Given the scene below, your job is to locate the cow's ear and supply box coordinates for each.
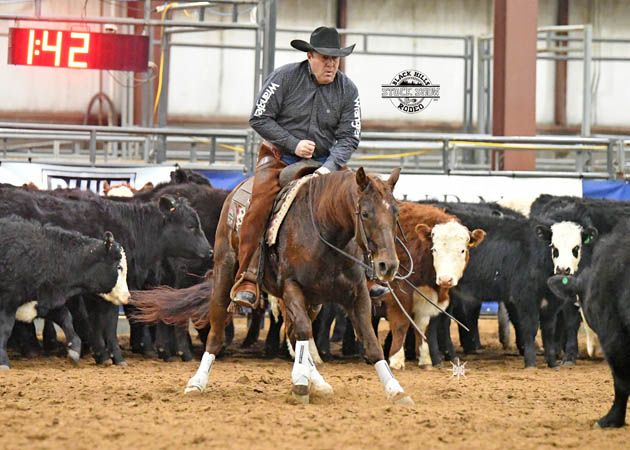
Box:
[582,226,598,245]
[469,228,486,248]
[159,195,177,214]
[356,167,370,192]
[103,231,115,251]
[535,224,552,243]
[415,223,432,242]
[387,167,401,190]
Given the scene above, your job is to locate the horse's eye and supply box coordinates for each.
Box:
[117,265,123,271]
[361,210,369,219]
[461,249,465,254]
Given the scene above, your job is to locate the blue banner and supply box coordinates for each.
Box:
[582,179,630,201]
[194,170,247,191]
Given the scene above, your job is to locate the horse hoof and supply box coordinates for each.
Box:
[310,382,334,398]
[0,365,9,371]
[418,364,432,370]
[392,393,415,407]
[68,349,81,366]
[184,385,203,395]
[115,360,128,367]
[288,384,309,405]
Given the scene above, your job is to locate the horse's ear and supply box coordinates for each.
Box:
[387,168,401,189]
[356,167,370,191]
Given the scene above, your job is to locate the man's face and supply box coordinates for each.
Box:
[307,51,340,85]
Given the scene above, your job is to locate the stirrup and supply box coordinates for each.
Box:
[229,274,261,310]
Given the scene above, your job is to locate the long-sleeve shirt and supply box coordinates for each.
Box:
[249,60,361,172]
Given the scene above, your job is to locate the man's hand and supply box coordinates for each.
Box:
[295,140,315,159]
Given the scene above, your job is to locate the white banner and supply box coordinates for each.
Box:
[393,174,583,214]
[0,162,175,193]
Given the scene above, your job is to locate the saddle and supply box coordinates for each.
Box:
[226,160,321,237]
[278,160,321,187]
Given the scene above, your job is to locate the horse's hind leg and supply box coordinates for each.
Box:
[184,256,235,394]
[284,281,333,404]
[346,286,413,406]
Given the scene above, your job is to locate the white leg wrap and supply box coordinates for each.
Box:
[184,352,215,394]
[291,340,311,387]
[375,360,404,399]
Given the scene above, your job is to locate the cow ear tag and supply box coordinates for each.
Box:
[562,277,569,285]
[583,236,592,245]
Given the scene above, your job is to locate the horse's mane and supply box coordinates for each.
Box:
[308,169,391,230]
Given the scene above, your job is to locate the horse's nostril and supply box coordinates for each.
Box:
[378,261,387,273]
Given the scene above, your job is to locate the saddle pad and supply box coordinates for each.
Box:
[266,174,313,246]
[227,177,254,233]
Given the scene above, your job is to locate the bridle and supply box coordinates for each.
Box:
[306,174,470,338]
[307,175,379,279]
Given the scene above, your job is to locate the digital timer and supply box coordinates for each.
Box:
[8,27,149,71]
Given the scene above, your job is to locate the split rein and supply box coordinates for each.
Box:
[306,176,470,340]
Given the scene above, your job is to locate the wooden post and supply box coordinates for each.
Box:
[492,0,538,170]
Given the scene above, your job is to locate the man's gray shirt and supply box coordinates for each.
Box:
[249,60,361,172]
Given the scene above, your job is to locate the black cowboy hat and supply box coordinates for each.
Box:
[290,26,355,57]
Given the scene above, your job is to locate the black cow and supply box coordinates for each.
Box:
[0,187,211,364]
[548,222,630,427]
[0,217,127,369]
[128,180,229,361]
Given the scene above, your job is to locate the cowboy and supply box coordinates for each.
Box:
[231,26,385,308]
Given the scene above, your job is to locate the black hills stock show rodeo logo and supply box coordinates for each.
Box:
[382,69,440,114]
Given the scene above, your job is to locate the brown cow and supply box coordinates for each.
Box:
[384,202,485,369]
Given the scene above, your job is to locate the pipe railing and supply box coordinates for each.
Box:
[0,123,627,178]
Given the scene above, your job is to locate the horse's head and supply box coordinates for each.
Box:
[355,167,401,282]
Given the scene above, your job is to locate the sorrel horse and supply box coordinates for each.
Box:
[185,167,412,404]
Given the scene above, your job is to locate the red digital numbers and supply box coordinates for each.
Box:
[8,28,149,71]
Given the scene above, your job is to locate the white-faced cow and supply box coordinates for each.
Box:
[383,202,485,370]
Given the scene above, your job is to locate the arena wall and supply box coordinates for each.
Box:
[0,0,629,130]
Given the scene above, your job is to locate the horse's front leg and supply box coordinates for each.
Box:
[283,281,333,404]
[347,285,414,406]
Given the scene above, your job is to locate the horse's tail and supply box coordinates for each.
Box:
[130,280,213,328]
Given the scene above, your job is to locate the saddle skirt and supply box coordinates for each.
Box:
[226,174,313,246]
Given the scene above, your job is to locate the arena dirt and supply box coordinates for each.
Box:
[0,317,625,450]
